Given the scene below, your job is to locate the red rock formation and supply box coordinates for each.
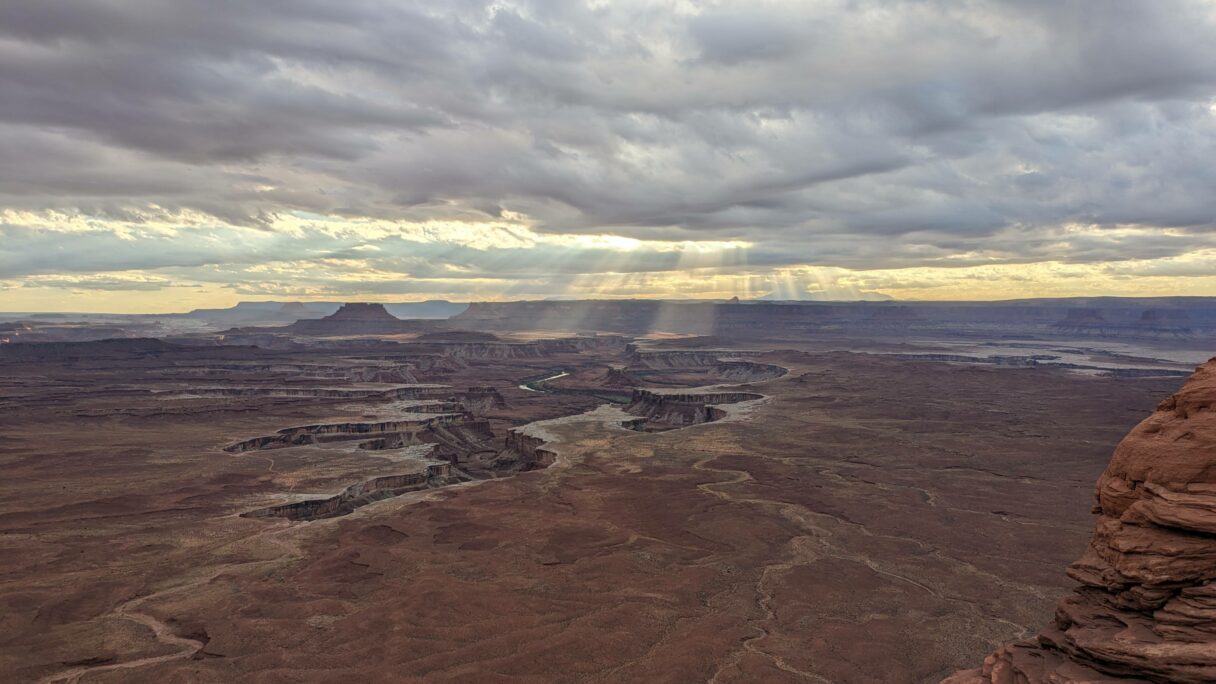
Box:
[497,429,557,470]
[243,463,453,521]
[601,366,641,387]
[945,359,1216,684]
[625,389,763,429]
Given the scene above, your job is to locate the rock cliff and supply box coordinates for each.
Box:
[243,463,453,521]
[284,302,442,335]
[625,389,763,430]
[451,299,1216,339]
[495,430,557,471]
[944,359,1216,684]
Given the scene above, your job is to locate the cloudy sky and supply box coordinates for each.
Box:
[2,0,1216,312]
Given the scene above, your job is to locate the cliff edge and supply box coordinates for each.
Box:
[945,358,1216,683]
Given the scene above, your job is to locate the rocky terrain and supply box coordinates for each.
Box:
[1,318,1195,682]
[945,359,1216,684]
[624,388,764,430]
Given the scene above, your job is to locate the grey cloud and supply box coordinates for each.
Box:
[0,0,1215,298]
[688,11,802,65]
[22,276,172,291]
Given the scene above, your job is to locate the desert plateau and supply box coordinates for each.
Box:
[5,2,1216,681]
[2,300,1213,683]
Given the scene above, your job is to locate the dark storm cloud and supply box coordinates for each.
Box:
[1,0,1215,294]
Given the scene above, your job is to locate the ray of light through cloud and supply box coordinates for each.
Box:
[1,0,1215,311]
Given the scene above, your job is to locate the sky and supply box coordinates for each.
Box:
[2,0,1216,312]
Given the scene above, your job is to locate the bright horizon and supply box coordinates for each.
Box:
[3,2,1216,312]
[6,288,1216,317]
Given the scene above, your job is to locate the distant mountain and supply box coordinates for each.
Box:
[174,300,468,326]
[180,301,331,321]
[451,297,1216,339]
[280,303,446,336]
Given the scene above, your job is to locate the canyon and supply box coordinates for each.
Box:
[0,301,1211,682]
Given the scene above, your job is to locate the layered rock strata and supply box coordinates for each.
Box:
[625,389,762,429]
[945,359,1216,684]
[242,463,454,521]
[625,348,760,369]
[495,430,558,471]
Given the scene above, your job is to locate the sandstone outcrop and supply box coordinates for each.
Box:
[494,430,558,471]
[626,349,758,369]
[945,359,1216,684]
[710,360,788,382]
[620,348,786,383]
[625,389,763,430]
[223,414,490,453]
[243,463,454,521]
[601,366,642,387]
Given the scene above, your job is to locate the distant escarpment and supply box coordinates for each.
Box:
[945,359,1216,684]
[0,337,181,360]
[450,298,1216,339]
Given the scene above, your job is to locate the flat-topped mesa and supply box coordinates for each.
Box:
[945,358,1216,684]
[243,462,454,521]
[276,301,312,316]
[625,389,763,430]
[326,302,398,321]
[224,413,480,453]
[422,335,628,361]
[284,302,444,335]
[626,349,762,370]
